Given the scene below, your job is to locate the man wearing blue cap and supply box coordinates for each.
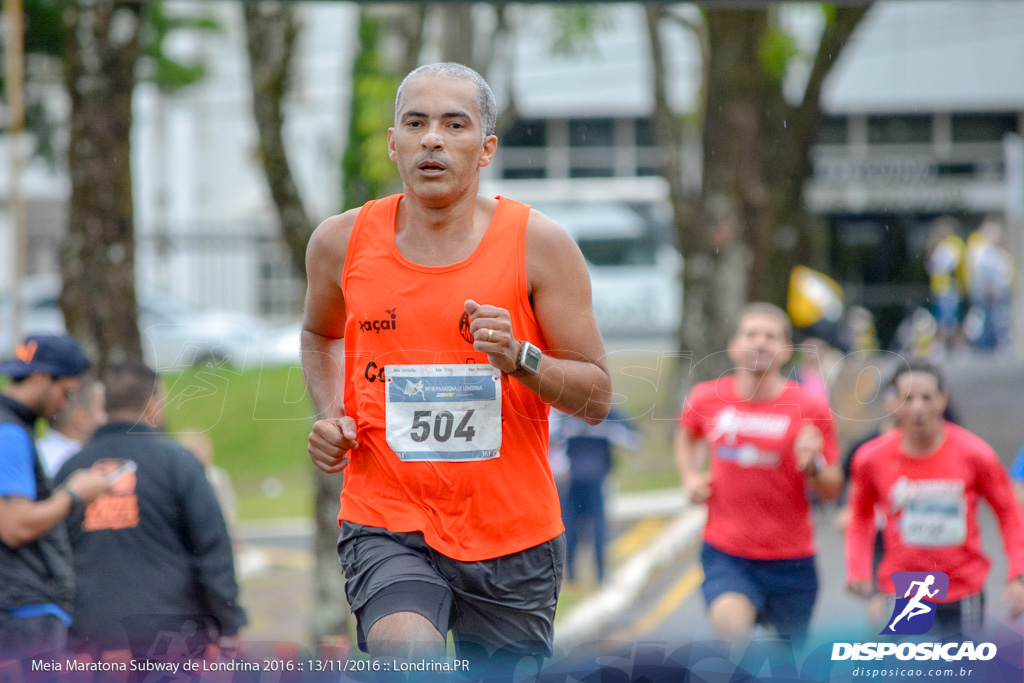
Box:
[0,334,112,660]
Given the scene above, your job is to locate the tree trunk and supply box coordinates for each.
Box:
[243,1,348,647]
[701,10,764,347]
[438,3,476,67]
[764,6,870,303]
[60,0,143,373]
[243,1,313,279]
[647,5,868,384]
[311,469,347,644]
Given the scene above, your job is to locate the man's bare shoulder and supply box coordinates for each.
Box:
[524,206,579,254]
[309,207,361,256]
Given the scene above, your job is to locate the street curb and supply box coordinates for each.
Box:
[554,506,706,650]
[610,489,687,521]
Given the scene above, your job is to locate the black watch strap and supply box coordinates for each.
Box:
[63,487,83,515]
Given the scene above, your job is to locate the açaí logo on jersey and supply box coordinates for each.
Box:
[359,308,397,334]
[882,571,948,635]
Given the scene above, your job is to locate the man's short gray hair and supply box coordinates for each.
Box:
[395,62,497,138]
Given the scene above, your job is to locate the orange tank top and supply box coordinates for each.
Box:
[339,194,563,561]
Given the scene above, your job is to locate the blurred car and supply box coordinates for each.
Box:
[0,275,282,371]
[531,201,683,338]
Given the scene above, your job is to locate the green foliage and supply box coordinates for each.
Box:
[22,0,64,57]
[141,3,222,94]
[759,25,800,83]
[341,12,399,211]
[821,4,838,25]
[549,5,612,57]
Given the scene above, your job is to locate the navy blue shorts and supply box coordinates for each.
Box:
[700,542,819,637]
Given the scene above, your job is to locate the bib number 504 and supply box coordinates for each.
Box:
[411,410,477,443]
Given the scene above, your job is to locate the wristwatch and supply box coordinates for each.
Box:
[515,341,543,376]
[63,487,84,516]
[804,453,827,477]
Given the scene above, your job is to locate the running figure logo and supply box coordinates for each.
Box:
[881,571,949,635]
[402,379,427,400]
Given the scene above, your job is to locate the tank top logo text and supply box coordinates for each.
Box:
[360,308,398,334]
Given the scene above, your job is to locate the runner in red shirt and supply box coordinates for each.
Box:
[677,303,842,646]
[846,359,1024,634]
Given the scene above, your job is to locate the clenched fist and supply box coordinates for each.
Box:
[308,416,359,474]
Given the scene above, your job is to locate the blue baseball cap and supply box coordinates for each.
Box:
[0,334,91,379]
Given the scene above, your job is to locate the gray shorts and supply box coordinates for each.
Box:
[337,521,565,660]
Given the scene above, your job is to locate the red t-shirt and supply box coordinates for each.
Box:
[846,424,1024,601]
[678,375,839,560]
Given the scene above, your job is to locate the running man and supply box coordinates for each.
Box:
[888,574,939,631]
[846,359,1024,635]
[676,303,842,646]
[302,63,611,670]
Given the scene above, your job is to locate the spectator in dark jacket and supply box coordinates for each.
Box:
[55,361,246,658]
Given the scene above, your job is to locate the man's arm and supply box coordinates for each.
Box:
[845,454,879,597]
[466,210,611,424]
[975,447,1024,618]
[675,428,711,505]
[1,427,110,547]
[794,424,843,501]
[302,211,360,474]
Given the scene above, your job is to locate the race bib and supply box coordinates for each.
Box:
[900,498,967,547]
[385,364,502,462]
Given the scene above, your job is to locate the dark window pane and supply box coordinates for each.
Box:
[503,119,547,148]
[570,118,615,147]
[950,113,1017,143]
[569,166,615,178]
[502,167,547,180]
[578,237,657,266]
[868,115,932,144]
[817,116,848,145]
[636,118,656,146]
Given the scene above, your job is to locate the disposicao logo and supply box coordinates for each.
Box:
[882,571,948,635]
[831,570,998,663]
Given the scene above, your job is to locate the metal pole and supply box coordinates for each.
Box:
[4,0,27,344]
[1004,133,1024,354]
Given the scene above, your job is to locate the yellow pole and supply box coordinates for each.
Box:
[3,0,27,343]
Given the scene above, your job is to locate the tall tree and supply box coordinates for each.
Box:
[242,1,353,646]
[24,2,215,371]
[60,0,144,372]
[645,4,868,382]
[244,2,312,279]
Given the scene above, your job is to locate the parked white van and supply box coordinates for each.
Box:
[530,200,683,338]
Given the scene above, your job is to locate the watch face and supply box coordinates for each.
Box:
[521,342,542,374]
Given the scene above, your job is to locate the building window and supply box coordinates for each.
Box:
[503,119,547,148]
[259,243,303,318]
[817,116,848,145]
[569,118,615,147]
[502,167,547,180]
[636,118,656,147]
[950,113,1018,143]
[867,114,932,145]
